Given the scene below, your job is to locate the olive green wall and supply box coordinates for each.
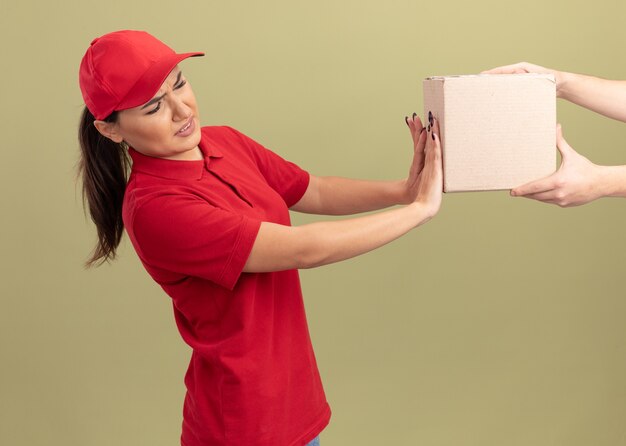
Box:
[2,1,626,445]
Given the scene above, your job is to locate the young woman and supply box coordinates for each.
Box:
[484,61,626,207]
[78,30,443,446]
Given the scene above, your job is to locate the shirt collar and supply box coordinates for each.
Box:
[128,135,223,180]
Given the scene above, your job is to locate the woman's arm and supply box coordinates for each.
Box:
[290,176,408,215]
[244,115,443,272]
[483,62,626,122]
[291,113,429,215]
[246,202,433,271]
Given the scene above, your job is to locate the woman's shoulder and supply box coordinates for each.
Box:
[200,125,246,141]
[199,125,264,159]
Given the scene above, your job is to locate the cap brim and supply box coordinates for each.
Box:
[117,51,204,111]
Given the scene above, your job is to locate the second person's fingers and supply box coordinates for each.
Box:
[521,191,562,205]
[555,124,575,159]
[511,177,556,196]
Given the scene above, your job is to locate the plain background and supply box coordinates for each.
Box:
[2,1,626,445]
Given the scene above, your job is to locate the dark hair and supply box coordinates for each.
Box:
[77,107,131,267]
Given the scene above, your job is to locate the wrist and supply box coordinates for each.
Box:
[398,179,413,205]
[556,70,573,99]
[407,201,435,227]
[599,165,626,198]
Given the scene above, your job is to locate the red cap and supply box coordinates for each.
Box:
[79,30,204,120]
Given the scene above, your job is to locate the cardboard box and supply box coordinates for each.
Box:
[423,74,556,192]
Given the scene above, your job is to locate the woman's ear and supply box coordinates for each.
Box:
[93,120,124,143]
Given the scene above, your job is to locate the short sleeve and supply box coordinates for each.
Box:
[225,127,310,207]
[130,194,262,290]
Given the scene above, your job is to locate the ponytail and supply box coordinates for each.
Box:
[77,107,131,267]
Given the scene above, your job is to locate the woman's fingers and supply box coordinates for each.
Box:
[405,113,424,145]
[410,128,427,180]
[422,117,443,185]
[431,113,440,141]
[420,121,444,214]
[406,114,427,176]
[425,114,441,157]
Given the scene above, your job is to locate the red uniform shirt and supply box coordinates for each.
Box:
[122,126,331,446]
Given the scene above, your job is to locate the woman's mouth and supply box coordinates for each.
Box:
[176,117,195,136]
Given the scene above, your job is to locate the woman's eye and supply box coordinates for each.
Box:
[174,80,187,90]
[146,102,162,115]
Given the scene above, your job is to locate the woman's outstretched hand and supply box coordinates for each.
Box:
[511,124,604,207]
[243,113,444,273]
[404,112,443,218]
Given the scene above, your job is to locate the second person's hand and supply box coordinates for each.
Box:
[510,124,604,207]
[482,61,566,97]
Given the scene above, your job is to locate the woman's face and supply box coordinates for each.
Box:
[97,66,202,160]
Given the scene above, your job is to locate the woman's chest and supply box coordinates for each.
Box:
[193,162,291,225]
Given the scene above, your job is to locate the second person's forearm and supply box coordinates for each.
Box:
[559,72,626,122]
[600,165,626,198]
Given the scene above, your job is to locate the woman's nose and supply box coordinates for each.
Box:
[170,95,192,121]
